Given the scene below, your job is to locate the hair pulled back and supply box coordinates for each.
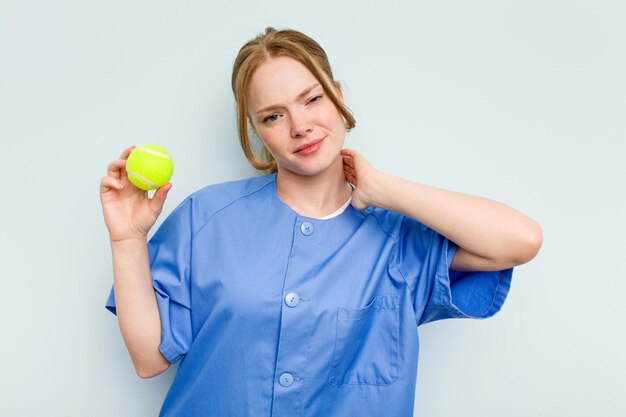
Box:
[232,27,356,174]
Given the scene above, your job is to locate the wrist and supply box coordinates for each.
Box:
[365,170,393,209]
[110,236,148,251]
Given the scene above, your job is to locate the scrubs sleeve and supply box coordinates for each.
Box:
[395,216,513,327]
[105,197,194,365]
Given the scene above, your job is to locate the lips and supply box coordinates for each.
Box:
[294,137,325,153]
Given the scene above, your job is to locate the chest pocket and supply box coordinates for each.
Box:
[328,295,400,387]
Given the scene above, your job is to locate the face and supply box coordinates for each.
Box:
[247,56,347,177]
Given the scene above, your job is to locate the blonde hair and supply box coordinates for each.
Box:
[231,27,357,174]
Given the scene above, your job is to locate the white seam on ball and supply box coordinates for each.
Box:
[136,146,171,159]
[127,171,158,189]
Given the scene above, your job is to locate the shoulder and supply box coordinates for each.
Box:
[361,206,406,240]
[189,173,274,211]
[364,206,434,244]
[189,173,274,203]
[168,173,275,231]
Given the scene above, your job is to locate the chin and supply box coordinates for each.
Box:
[280,157,336,177]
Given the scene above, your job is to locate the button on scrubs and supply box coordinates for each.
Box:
[105,173,513,417]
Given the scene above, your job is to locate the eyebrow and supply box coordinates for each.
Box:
[255,83,322,114]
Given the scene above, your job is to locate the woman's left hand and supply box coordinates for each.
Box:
[341,148,380,211]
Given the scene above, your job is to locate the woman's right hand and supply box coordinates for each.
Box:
[99,146,172,243]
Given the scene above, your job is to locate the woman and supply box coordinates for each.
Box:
[101,27,542,417]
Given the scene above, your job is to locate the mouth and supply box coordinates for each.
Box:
[294,137,325,153]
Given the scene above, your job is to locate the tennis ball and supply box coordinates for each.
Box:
[125,144,174,190]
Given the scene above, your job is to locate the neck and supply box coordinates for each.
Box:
[275,157,353,218]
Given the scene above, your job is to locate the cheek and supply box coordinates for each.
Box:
[255,128,282,152]
[326,110,347,135]
[321,104,345,128]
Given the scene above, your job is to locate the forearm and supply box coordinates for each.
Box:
[368,171,542,264]
[111,237,169,377]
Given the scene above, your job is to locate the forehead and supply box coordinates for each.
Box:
[248,56,320,110]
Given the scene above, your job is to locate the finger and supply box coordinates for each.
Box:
[120,145,136,159]
[150,183,172,211]
[341,155,354,167]
[344,174,356,186]
[107,158,128,181]
[119,146,136,180]
[342,156,354,168]
[155,183,174,202]
[107,145,136,180]
[107,157,125,171]
[342,160,355,174]
[100,176,124,194]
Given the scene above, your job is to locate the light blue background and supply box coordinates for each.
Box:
[1,0,624,416]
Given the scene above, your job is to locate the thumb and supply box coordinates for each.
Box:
[150,183,172,211]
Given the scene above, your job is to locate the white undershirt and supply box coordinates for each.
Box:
[315,183,355,220]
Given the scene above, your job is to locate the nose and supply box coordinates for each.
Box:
[290,109,313,138]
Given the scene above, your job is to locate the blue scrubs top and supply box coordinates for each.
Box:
[105,172,513,417]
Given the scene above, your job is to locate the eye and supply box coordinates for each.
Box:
[263,114,279,124]
[308,94,323,104]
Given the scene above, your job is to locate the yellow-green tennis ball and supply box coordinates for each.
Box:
[125,144,174,191]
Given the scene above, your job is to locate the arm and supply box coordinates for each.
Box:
[371,172,542,270]
[341,149,543,271]
[110,237,171,378]
[101,146,174,378]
